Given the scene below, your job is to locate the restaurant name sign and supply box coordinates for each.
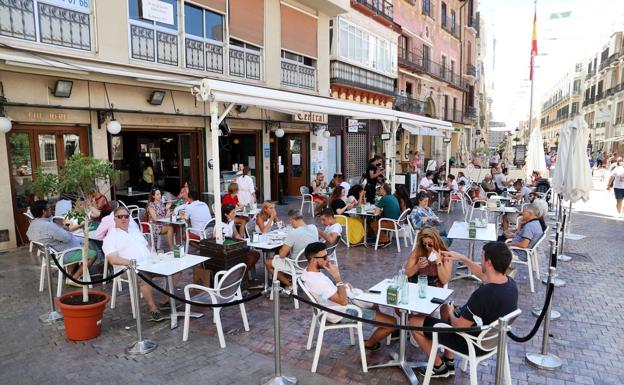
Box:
[292,112,327,124]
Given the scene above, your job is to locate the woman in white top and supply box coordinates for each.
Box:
[236,166,256,207]
[255,201,277,233]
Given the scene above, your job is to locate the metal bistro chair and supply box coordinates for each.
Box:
[422,309,522,385]
[374,209,413,252]
[182,263,249,348]
[299,186,315,216]
[506,226,549,293]
[297,277,368,373]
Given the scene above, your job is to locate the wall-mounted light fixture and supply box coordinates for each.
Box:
[235,104,248,113]
[52,80,73,98]
[0,82,11,133]
[147,90,166,105]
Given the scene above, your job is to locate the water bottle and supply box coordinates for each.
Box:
[399,268,409,305]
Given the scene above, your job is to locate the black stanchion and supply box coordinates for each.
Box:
[494,316,510,385]
[39,245,63,324]
[126,259,157,355]
[261,280,297,385]
[543,215,566,287]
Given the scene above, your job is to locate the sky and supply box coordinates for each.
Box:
[479,0,624,130]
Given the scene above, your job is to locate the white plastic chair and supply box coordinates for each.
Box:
[506,226,549,293]
[185,218,215,251]
[299,186,315,216]
[297,277,368,373]
[272,249,307,309]
[24,211,35,252]
[422,309,522,385]
[326,242,339,267]
[110,266,137,319]
[182,263,249,348]
[374,209,413,252]
[34,243,88,297]
[334,215,350,247]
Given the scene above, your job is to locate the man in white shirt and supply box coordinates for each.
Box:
[511,179,533,203]
[93,210,140,241]
[300,242,396,351]
[419,171,435,191]
[317,209,342,246]
[607,158,624,217]
[102,206,166,322]
[266,210,318,287]
[184,190,212,234]
[494,167,510,193]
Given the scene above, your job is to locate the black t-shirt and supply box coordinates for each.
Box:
[458,278,518,331]
[367,163,378,185]
[330,199,346,214]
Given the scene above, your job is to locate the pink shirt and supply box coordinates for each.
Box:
[94,212,139,241]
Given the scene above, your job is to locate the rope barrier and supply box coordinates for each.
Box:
[289,292,489,334]
[49,251,127,285]
[137,271,263,308]
[507,282,554,342]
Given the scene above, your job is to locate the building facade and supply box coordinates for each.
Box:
[581,31,624,155]
[0,0,349,249]
[538,64,583,152]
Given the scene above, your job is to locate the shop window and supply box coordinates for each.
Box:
[184,3,224,73]
[337,18,397,77]
[128,0,178,66]
[0,0,91,51]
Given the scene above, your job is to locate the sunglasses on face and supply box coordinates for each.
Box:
[313,254,328,260]
[115,214,130,219]
[422,242,434,248]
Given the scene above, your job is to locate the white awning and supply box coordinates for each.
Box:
[402,123,446,137]
[192,79,452,129]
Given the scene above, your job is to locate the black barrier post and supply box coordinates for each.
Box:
[544,216,566,287]
[125,259,157,355]
[494,316,510,385]
[261,279,297,385]
[525,265,563,370]
[39,245,63,324]
[533,238,561,320]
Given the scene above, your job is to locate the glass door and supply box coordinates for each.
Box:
[285,134,308,196]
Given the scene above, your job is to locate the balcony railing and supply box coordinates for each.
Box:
[230,46,262,81]
[442,23,460,39]
[465,63,476,77]
[330,61,395,95]
[466,106,477,118]
[281,59,316,90]
[354,0,393,21]
[599,54,617,71]
[398,49,466,91]
[585,70,596,80]
[393,94,428,114]
[185,37,224,74]
[595,92,604,102]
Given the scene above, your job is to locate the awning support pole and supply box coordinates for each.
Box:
[218,102,235,125]
[391,121,398,193]
[446,139,451,179]
[210,101,223,237]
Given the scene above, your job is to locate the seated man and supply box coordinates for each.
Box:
[183,190,213,243]
[103,206,168,322]
[481,174,496,194]
[501,179,533,232]
[317,208,342,246]
[266,210,318,287]
[442,174,460,209]
[494,167,510,194]
[27,200,96,286]
[502,203,545,254]
[409,242,518,378]
[368,183,401,247]
[300,242,396,351]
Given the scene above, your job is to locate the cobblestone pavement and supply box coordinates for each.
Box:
[1,177,623,385]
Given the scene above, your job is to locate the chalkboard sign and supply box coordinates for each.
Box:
[513,145,526,167]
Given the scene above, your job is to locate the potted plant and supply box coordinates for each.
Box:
[33,153,119,341]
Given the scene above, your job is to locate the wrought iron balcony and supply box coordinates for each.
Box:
[281,59,316,90]
[465,63,477,77]
[599,54,617,71]
[398,49,467,91]
[466,106,478,118]
[585,70,596,80]
[353,0,393,21]
[393,94,428,114]
[230,46,262,81]
[330,61,395,95]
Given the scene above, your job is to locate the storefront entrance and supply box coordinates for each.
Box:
[218,132,261,198]
[110,129,202,197]
[271,132,309,197]
[7,125,88,245]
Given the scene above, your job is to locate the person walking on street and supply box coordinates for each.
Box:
[607,158,624,218]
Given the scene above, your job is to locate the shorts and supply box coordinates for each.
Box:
[615,188,624,200]
[342,307,376,323]
[63,249,97,264]
[423,316,487,356]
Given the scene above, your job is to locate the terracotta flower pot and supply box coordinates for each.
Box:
[56,290,110,341]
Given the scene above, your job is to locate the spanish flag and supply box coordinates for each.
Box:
[530,7,538,80]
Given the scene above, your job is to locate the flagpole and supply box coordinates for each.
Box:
[528,0,537,173]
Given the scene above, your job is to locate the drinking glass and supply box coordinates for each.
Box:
[418,275,428,299]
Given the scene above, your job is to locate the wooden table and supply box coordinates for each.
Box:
[138,253,209,329]
[353,279,453,385]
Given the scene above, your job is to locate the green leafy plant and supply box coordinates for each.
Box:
[33,153,119,302]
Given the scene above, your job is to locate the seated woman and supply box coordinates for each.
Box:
[310,172,328,216]
[255,201,277,234]
[147,187,175,250]
[410,191,451,247]
[394,184,413,213]
[222,204,259,272]
[329,186,365,245]
[176,179,191,205]
[347,184,366,205]
[405,227,452,288]
[221,182,249,230]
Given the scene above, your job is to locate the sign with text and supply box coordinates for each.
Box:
[140,0,174,25]
[347,119,368,133]
[293,112,327,124]
[45,0,90,13]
